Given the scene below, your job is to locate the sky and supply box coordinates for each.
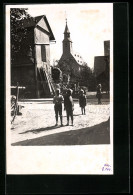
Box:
[11,3,113,68]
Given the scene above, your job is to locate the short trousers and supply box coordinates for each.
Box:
[54,104,62,116]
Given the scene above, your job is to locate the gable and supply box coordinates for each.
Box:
[37,18,49,33]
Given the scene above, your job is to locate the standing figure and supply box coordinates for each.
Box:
[96,84,102,104]
[53,89,64,126]
[79,89,87,115]
[64,89,74,126]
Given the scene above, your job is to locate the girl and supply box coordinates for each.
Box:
[79,89,87,115]
[96,84,102,104]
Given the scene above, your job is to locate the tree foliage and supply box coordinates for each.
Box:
[80,64,96,90]
[10,8,32,61]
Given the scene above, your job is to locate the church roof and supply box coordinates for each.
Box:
[71,51,85,65]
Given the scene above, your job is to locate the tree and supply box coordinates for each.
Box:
[80,63,91,85]
[10,8,32,62]
[80,63,96,91]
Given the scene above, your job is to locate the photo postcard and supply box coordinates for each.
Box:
[6,3,113,174]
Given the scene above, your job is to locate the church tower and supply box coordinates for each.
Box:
[58,18,86,84]
[62,19,73,56]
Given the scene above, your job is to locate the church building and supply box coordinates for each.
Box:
[58,20,86,85]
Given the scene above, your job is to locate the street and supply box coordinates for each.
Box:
[11,98,110,146]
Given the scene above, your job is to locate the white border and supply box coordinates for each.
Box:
[6,3,113,175]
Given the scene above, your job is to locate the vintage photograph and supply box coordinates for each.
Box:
[6,3,113,174]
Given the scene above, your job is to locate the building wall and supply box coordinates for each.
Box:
[34,27,49,44]
[94,56,106,77]
[34,27,53,97]
[104,40,110,56]
[34,27,51,73]
[94,41,110,91]
[11,65,36,98]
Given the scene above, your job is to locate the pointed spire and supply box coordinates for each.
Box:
[65,11,67,23]
[64,18,70,34]
[65,17,67,24]
[64,11,70,34]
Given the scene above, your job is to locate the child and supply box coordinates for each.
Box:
[96,84,102,104]
[64,89,74,126]
[53,89,64,126]
[79,89,87,115]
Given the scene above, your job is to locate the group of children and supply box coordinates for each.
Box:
[53,88,87,126]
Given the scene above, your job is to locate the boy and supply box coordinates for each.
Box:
[64,89,74,126]
[53,89,64,126]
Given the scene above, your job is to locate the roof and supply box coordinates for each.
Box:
[20,15,55,41]
[71,51,85,65]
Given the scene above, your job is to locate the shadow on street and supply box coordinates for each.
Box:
[12,119,110,146]
[19,125,59,134]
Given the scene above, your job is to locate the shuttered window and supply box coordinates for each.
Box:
[41,45,46,62]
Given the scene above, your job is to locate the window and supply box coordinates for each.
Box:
[41,45,46,62]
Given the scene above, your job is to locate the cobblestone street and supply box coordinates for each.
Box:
[10,99,110,145]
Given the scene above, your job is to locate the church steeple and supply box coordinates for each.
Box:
[64,19,70,33]
[64,18,71,39]
[63,19,73,55]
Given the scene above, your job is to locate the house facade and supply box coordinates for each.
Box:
[11,15,55,98]
[94,40,110,92]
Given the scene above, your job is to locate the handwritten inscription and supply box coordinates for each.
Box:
[102,164,112,171]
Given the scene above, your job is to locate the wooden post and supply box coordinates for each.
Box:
[16,82,19,114]
[16,82,19,102]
